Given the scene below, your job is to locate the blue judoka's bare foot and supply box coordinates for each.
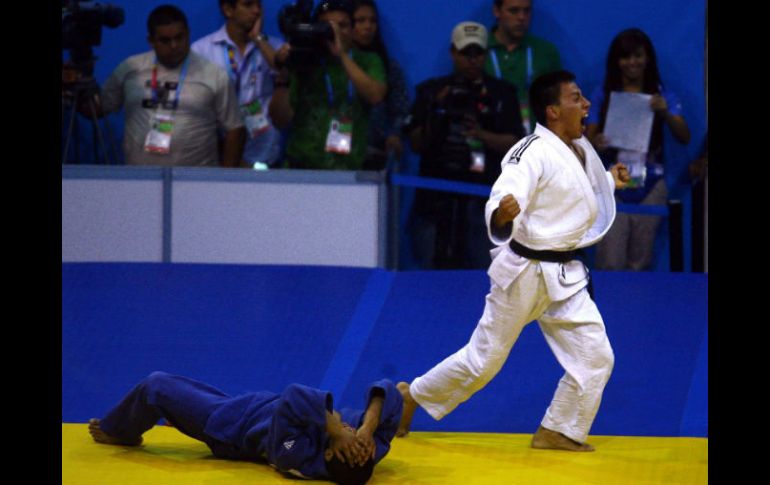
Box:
[88,418,143,446]
[531,425,594,452]
[396,382,417,437]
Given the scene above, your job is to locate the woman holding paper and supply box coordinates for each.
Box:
[585,28,690,271]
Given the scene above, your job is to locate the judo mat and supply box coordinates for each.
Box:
[63,423,707,484]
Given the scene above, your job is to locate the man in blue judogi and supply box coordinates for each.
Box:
[89,371,402,484]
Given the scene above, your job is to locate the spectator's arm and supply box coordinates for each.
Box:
[665,113,691,144]
[221,127,246,167]
[249,15,278,69]
[268,77,293,129]
[268,45,294,129]
[339,52,386,105]
[326,21,385,105]
[651,94,690,144]
[212,61,246,167]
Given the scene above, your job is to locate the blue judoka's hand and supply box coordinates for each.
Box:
[355,426,377,464]
[330,429,364,465]
[326,411,366,465]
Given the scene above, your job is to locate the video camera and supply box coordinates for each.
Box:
[62,0,124,75]
[430,78,488,174]
[442,78,485,122]
[277,0,334,69]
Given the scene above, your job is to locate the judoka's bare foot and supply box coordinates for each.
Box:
[396,382,417,437]
[88,418,143,446]
[531,426,594,452]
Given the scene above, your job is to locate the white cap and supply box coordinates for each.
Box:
[451,21,488,50]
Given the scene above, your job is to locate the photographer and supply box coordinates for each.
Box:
[268,0,386,170]
[404,21,524,270]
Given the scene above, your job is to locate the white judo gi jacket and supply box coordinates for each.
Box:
[410,123,618,444]
[485,123,617,301]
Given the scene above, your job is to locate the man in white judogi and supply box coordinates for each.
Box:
[397,70,630,451]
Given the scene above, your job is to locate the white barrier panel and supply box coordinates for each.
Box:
[62,166,387,268]
[62,176,164,262]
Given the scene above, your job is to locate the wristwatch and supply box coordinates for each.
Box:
[255,33,268,43]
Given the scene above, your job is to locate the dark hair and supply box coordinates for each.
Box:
[529,69,576,126]
[218,0,262,14]
[147,4,188,37]
[313,0,354,23]
[325,456,375,485]
[494,0,532,8]
[351,0,389,69]
[599,28,664,151]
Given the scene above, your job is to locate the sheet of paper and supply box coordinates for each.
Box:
[603,91,654,153]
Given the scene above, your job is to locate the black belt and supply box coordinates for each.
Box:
[509,239,594,298]
[508,239,579,263]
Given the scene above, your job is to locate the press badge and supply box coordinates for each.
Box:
[470,151,485,173]
[618,150,646,188]
[520,101,532,135]
[468,138,485,173]
[325,118,352,155]
[144,112,174,154]
[242,99,270,138]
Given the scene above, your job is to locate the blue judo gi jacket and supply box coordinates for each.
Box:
[203,378,403,479]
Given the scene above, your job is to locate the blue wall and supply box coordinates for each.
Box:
[62,262,707,437]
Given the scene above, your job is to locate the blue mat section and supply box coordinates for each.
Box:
[62,263,707,437]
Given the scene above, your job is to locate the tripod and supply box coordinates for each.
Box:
[61,68,121,165]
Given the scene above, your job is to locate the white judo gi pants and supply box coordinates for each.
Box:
[410,261,614,444]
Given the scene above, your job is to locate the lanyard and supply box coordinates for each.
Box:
[526,46,532,88]
[323,52,354,111]
[489,46,533,89]
[222,43,260,99]
[151,55,189,109]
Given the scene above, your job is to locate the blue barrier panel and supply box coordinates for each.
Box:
[62,263,372,422]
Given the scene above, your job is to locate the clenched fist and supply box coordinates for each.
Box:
[610,163,630,189]
[493,194,521,228]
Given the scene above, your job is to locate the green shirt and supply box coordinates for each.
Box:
[485,30,561,133]
[286,49,385,170]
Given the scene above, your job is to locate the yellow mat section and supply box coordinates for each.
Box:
[63,423,707,484]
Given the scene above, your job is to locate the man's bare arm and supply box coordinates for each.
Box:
[221,127,247,167]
